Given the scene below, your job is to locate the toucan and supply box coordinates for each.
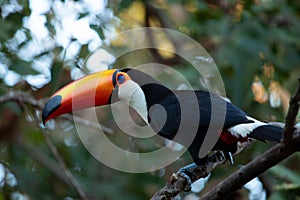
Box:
[42,68,283,187]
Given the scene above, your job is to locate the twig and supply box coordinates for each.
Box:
[0,90,44,108]
[0,91,89,199]
[283,78,300,142]
[0,90,113,134]
[63,114,113,134]
[40,126,89,199]
[18,140,72,187]
[19,98,89,199]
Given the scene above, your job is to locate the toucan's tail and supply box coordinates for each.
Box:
[249,125,283,142]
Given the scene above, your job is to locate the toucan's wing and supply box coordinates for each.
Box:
[149,90,251,140]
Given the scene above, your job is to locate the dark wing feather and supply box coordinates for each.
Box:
[149,90,250,142]
[149,90,252,164]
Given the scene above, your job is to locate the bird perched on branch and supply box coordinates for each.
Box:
[42,68,283,189]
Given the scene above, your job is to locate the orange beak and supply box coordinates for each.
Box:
[42,69,119,124]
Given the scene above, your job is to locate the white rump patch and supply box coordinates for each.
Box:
[228,116,266,138]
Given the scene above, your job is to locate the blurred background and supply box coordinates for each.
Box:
[0,0,300,199]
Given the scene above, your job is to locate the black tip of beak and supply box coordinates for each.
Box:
[42,95,62,125]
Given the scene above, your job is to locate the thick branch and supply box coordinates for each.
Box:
[151,153,225,200]
[201,135,300,200]
[151,140,254,200]
[144,2,181,65]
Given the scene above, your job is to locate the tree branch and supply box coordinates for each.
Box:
[18,140,72,187]
[151,140,254,200]
[151,152,225,200]
[144,2,181,65]
[152,80,300,199]
[18,96,90,199]
[283,78,300,142]
[201,135,300,200]
[38,125,89,199]
[0,90,92,199]
[63,114,113,134]
[0,90,44,108]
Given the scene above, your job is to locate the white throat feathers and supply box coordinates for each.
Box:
[118,80,149,124]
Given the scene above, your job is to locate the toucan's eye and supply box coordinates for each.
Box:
[117,74,125,84]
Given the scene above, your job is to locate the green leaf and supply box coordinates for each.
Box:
[270,165,300,184]
[78,43,89,59]
[10,59,39,75]
[2,102,22,115]
[274,183,300,191]
[78,12,89,19]
[90,25,105,40]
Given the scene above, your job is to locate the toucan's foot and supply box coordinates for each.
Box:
[176,163,198,192]
[177,172,192,192]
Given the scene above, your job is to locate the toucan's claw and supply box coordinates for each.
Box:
[176,163,198,192]
[217,151,234,165]
[215,150,226,161]
[226,152,234,165]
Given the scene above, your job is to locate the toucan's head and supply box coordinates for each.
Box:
[42,68,149,125]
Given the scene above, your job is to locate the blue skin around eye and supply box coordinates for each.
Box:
[117,74,125,84]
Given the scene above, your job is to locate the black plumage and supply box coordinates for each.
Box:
[123,68,259,164]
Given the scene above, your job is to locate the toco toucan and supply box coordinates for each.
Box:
[42,68,283,186]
